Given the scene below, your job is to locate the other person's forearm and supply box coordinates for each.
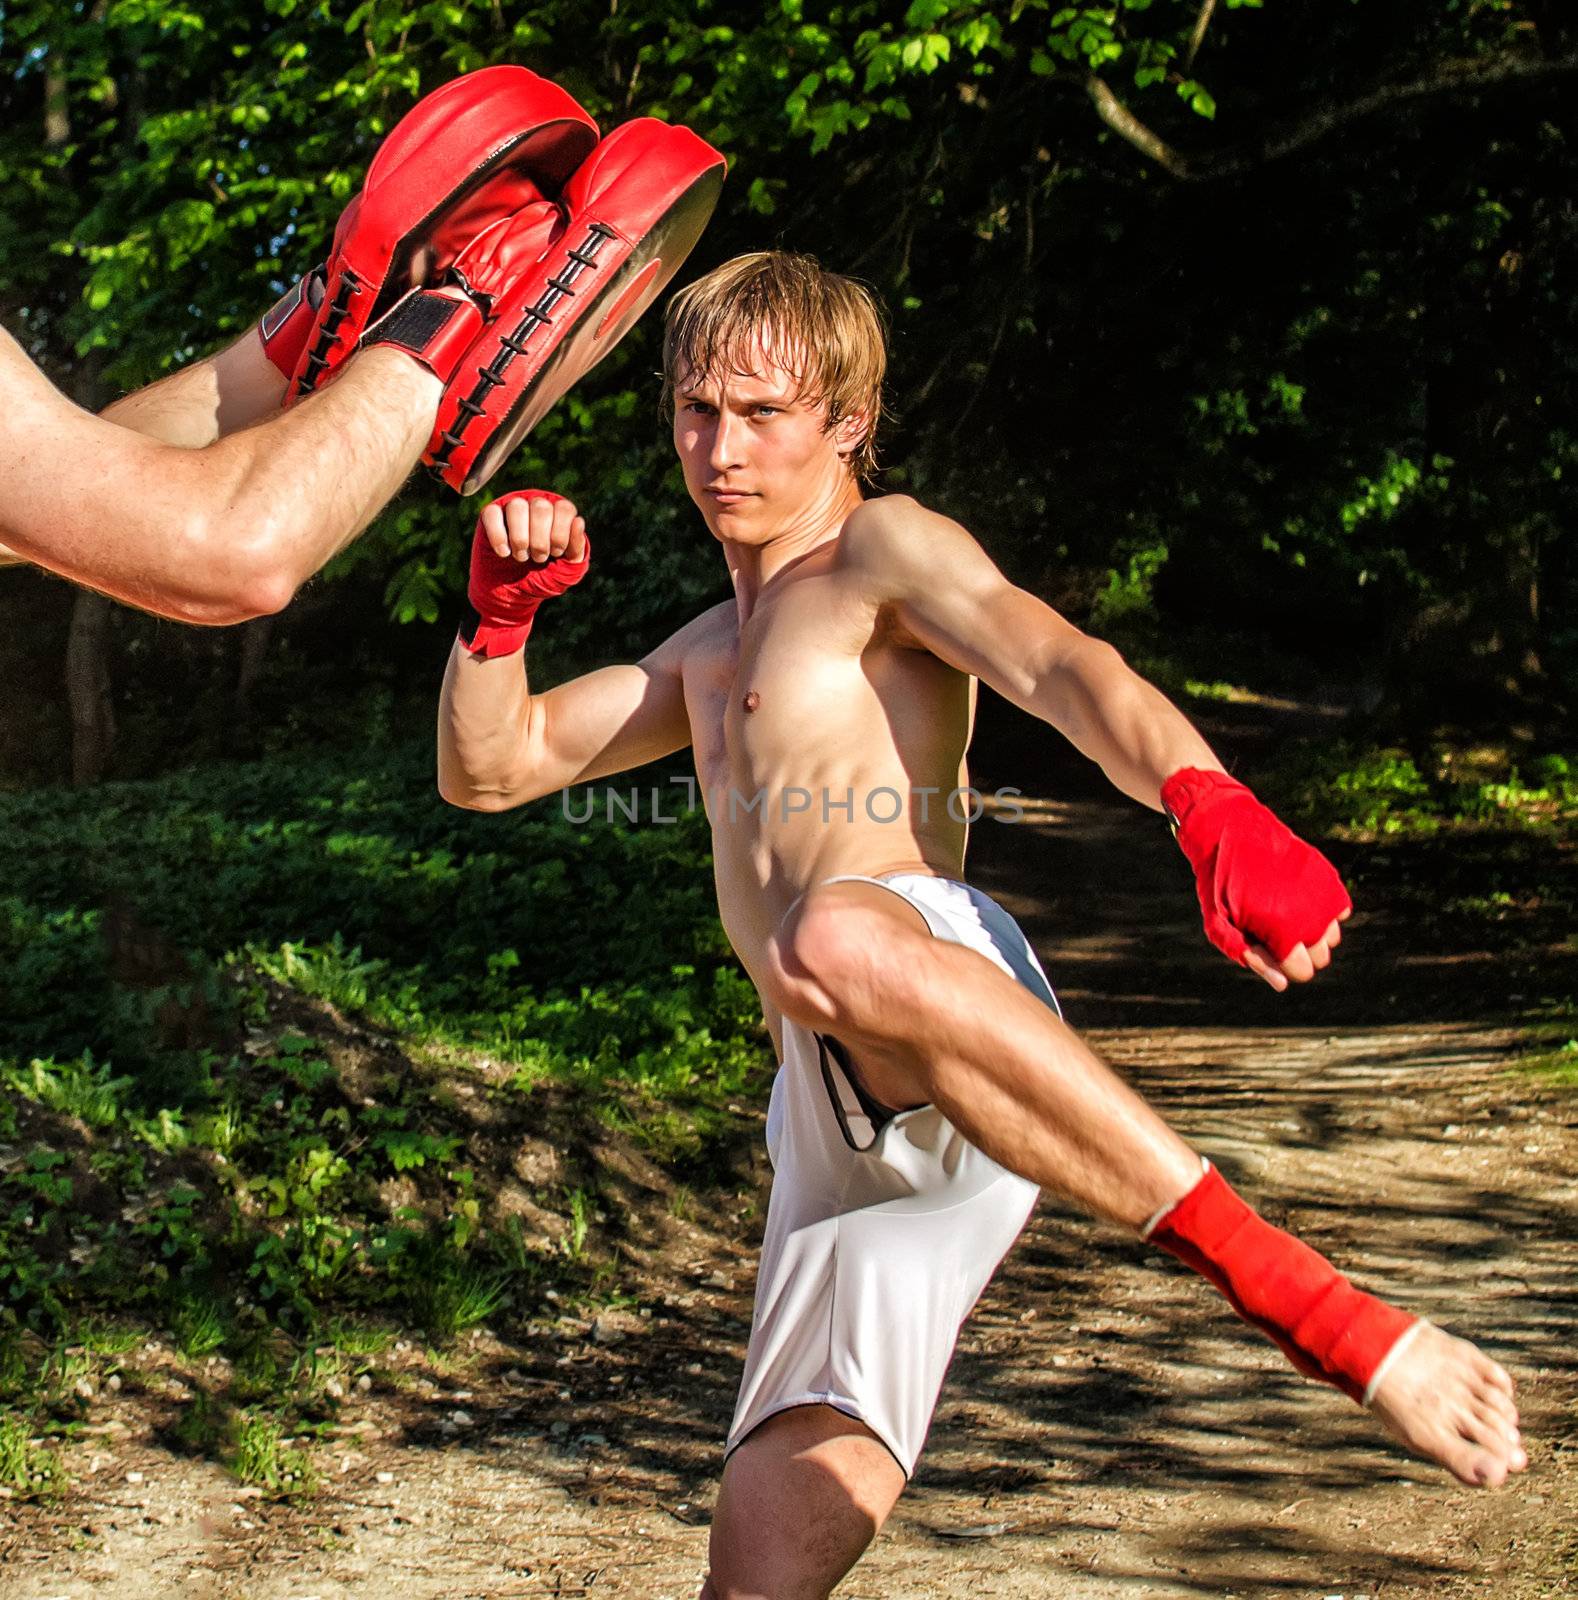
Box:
[1032,636,1223,809]
[100,327,288,448]
[437,640,541,810]
[18,349,439,624]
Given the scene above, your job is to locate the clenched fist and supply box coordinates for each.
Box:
[459,489,591,658]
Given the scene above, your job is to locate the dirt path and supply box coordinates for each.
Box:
[5,721,1576,1598]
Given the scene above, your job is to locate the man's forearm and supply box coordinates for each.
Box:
[100,326,288,449]
[437,639,540,810]
[1033,637,1223,809]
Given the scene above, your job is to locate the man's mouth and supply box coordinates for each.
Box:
[706,486,755,506]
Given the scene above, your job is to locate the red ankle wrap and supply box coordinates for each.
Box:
[1145,1164,1417,1404]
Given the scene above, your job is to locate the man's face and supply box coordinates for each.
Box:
[672,333,863,545]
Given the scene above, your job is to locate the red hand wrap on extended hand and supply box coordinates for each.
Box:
[1146,1163,1418,1404]
[459,490,590,659]
[1161,767,1351,965]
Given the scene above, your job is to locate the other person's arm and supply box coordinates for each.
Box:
[0,323,439,625]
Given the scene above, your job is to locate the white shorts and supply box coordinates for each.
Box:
[726,872,1059,1478]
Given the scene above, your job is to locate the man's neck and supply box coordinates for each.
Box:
[725,478,865,626]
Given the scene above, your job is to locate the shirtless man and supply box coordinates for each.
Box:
[437,251,1526,1600]
[0,67,723,625]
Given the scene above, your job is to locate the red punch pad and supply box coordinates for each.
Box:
[426,119,727,496]
[290,65,599,400]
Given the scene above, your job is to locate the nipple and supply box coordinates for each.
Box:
[742,690,761,714]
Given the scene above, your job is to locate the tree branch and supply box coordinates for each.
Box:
[1081,50,1578,182]
[1183,0,1218,74]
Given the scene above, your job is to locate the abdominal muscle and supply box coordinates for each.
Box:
[688,605,976,1001]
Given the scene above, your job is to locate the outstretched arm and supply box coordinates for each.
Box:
[0,323,439,624]
[845,496,1221,809]
[437,490,697,811]
[846,495,1348,989]
[97,322,290,449]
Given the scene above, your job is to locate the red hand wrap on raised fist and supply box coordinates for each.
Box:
[1161,767,1351,965]
[459,491,590,659]
[1145,1162,1420,1404]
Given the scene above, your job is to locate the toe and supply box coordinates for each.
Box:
[1478,1383,1521,1436]
[1437,1428,1501,1488]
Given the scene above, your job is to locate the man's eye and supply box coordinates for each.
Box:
[753,406,779,419]
[685,401,714,416]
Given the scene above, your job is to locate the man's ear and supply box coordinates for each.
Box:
[832,407,871,462]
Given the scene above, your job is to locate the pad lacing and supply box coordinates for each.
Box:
[428,221,618,471]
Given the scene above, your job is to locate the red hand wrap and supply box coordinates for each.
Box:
[1146,1163,1417,1404]
[459,491,590,659]
[1161,767,1352,965]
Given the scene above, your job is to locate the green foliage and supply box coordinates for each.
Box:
[413,1258,512,1341]
[1522,1036,1578,1088]
[4,1053,133,1128]
[1,0,1571,720]
[232,1411,318,1499]
[1278,742,1578,841]
[0,1410,66,1501]
[171,1292,229,1359]
[1090,540,1169,629]
[0,738,767,1351]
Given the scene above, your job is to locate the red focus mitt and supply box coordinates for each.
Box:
[1161,766,1351,966]
[425,117,727,495]
[459,491,590,658]
[362,195,565,386]
[257,65,598,397]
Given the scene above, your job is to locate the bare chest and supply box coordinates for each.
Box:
[682,573,964,802]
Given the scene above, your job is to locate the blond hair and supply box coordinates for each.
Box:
[662,251,887,481]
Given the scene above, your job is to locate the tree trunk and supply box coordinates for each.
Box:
[229,615,276,751]
[66,592,116,785]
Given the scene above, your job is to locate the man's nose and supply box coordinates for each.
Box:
[708,410,745,473]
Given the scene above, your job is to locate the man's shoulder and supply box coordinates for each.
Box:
[644,597,736,672]
[839,493,979,589]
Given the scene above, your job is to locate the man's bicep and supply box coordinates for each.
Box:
[535,653,692,788]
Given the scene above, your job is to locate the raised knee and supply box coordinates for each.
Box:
[765,893,886,1028]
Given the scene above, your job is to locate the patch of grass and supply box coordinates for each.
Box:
[1515,1002,1578,1088]
[171,1293,229,1360]
[6,1053,133,1128]
[414,1258,513,1343]
[561,1188,593,1263]
[71,1318,143,1359]
[229,1334,289,1406]
[321,1316,394,1360]
[0,1335,27,1400]
[0,740,772,1360]
[0,1409,66,1499]
[231,1410,318,1498]
[1270,739,1578,841]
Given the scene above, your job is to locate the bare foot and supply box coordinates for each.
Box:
[1368,1321,1527,1487]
